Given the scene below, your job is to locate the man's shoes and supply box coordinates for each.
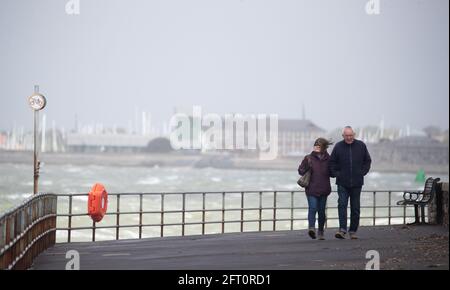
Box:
[317,231,325,240]
[308,229,316,239]
[335,231,346,239]
[349,233,358,240]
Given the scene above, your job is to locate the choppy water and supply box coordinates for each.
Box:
[1,163,448,242]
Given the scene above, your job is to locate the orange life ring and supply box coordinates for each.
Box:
[88,183,108,222]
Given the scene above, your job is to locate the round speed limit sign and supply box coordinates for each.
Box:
[28,93,47,111]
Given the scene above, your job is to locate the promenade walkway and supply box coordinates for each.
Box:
[32,225,448,270]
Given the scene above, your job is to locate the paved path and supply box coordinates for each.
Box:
[32,225,449,270]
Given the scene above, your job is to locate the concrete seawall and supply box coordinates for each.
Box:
[429,182,449,227]
[1,151,449,174]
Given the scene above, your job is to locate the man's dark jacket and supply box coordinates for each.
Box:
[329,139,372,188]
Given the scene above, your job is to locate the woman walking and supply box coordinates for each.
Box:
[298,138,333,240]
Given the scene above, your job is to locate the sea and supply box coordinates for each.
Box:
[1,163,448,242]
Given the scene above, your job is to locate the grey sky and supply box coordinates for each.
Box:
[0,0,448,132]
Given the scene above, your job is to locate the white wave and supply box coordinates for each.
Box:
[281,184,298,190]
[73,196,88,202]
[64,166,83,173]
[41,180,53,186]
[210,177,222,182]
[367,172,382,178]
[6,193,31,200]
[400,181,414,187]
[137,177,161,185]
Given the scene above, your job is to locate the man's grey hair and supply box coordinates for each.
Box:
[342,126,355,135]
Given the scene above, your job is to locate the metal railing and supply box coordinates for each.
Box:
[0,193,57,270]
[55,190,418,243]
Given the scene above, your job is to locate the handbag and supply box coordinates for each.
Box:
[297,169,311,188]
[297,155,311,188]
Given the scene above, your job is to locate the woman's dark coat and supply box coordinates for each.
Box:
[298,151,332,197]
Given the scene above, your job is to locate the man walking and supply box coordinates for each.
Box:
[329,126,372,239]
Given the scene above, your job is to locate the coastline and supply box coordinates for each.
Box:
[1,150,448,175]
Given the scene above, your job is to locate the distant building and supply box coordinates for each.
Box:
[145,137,174,153]
[277,119,326,157]
[368,136,449,166]
[66,133,154,153]
[65,118,326,157]
[170,115,326,157]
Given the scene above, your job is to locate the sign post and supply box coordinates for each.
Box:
[28,85,47,194]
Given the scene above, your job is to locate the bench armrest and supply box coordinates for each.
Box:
[403,191,421,201]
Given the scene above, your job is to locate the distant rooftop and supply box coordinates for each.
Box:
[389,136,447,147]
[278,119,325,133]
[66,133,152,147]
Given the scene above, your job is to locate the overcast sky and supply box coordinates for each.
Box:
[0,0,448,132]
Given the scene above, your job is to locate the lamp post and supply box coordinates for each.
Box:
[28,85,47,194]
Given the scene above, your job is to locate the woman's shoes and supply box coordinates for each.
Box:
[308,229,316,239]
[308,229,326,240]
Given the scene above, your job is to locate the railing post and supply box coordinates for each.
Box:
[403,204,406,224]
[290,191,294,231]
[221,192,225,234]
[116,194,120,240]
[68,196,72,243]
[92,220,96,242]
[51,195,57,245]
[139,194,143,239]
[202,193,206,235]
[388,191,392,225]
[273,191,277,231]
[0,218,5,269]
[6,215,11,267]
[259,192,262,232]
[182,193,186,237]
[240,192,244,233]
[160,194,164,237]
[373,191,376,226]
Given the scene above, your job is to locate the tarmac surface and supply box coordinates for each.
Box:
[32,225,449,270]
